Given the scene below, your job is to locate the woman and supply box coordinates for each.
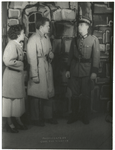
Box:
[27,17,57,126]
[2,25,27,133]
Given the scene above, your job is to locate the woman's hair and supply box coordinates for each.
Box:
[36,17,49,30]
[8,24,25,40]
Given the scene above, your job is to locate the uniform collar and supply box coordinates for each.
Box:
[36,30,47,39]
[79,33,89,39]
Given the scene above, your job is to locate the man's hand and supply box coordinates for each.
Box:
[90,73,97,80]
[49,51,54,59]
[65,71,70,78]
[32,76,40,83]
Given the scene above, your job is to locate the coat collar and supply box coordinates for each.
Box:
[36,30,47,39]
[14,40,21,45]
[13,40,23,48]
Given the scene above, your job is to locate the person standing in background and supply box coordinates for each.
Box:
[27,17,58,126]
[2,25,28,133]
[66,16,100,124]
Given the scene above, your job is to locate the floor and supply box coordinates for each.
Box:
[2,112,112,149]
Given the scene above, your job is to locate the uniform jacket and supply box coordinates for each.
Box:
[67,34,100,77]
[3,40,25,99]
[27,30,55,99]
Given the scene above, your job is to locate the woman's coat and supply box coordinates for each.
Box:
[3,40,25,99]
[27,30,55,99]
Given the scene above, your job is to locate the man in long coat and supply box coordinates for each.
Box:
[27,17,57,126]
[66,16,100,124]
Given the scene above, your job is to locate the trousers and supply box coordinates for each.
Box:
[29,96,53,121]
[69,76,91,118]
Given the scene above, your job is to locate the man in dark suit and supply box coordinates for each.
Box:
[66,16,100,124]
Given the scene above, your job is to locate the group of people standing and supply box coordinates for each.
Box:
[2,16,100,133]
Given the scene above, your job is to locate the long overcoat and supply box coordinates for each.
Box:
[27,30,55,99]
[3,40,25,99]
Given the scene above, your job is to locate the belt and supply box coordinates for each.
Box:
[38,55,50,62]
[37,56,45,58]
[8,67,20,72]
[74,56,91,63]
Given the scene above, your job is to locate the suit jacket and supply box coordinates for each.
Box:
[67,34,100,77]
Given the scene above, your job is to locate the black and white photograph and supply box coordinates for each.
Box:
[1,1,113,149]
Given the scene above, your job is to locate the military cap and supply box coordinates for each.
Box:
[78,2,92,25]
[78,16,92,25]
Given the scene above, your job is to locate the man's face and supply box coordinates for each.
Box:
[41,21,50,34]
[78,22,89,34]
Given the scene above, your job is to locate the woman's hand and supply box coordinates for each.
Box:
[32,76,40,83]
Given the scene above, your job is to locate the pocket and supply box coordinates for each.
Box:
[83,45,92,59]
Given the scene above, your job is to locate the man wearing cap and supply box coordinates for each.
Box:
[65,16,100,124]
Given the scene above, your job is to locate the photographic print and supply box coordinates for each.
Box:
[2,1,113,149]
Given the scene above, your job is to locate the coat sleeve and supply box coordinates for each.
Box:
[66,38,74,71]
[27,36,38,78]
[3,42,24,71]
[92,36,100,74]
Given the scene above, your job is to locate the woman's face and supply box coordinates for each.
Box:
[18,29,25,41]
